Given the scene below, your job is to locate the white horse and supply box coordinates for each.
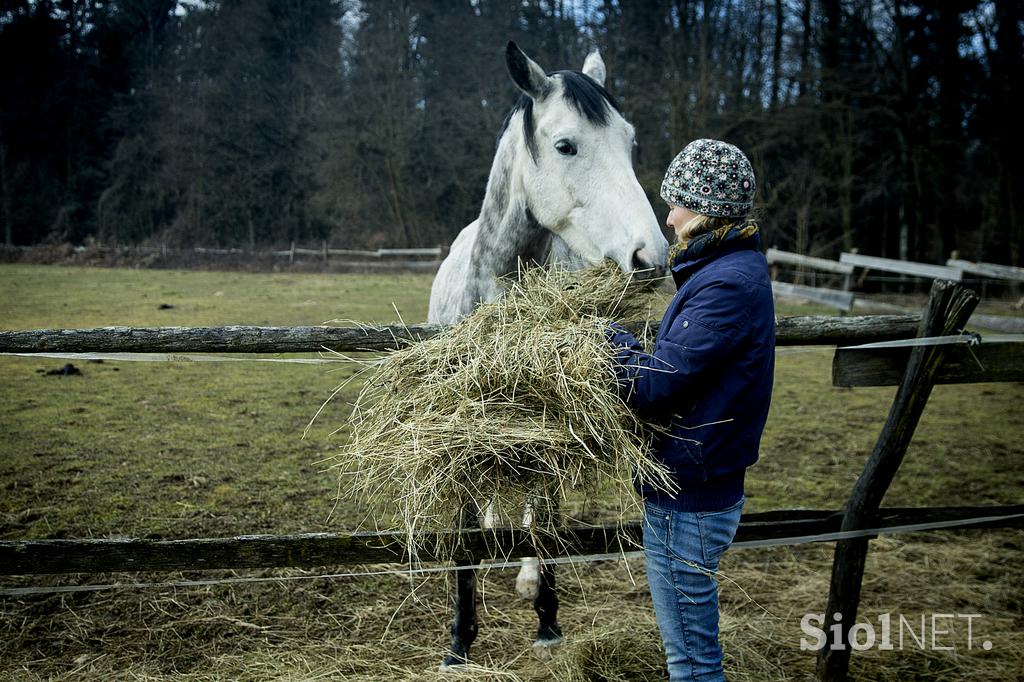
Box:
[429,44,665,325]
[431,41,668,669]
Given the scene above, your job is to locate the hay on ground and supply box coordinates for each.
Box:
[334,262,676,562]
[552,621,668,681]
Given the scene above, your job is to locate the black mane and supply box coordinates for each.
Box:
[497,70,621,160]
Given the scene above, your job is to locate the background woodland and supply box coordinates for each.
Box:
[1,0,1021,267]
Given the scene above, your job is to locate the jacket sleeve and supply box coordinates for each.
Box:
[607,274,752,420]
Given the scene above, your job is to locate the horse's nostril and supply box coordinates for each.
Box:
[631,248,647,271]
[631,248,663,279]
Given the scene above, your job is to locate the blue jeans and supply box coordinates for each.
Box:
[643,496,745,682]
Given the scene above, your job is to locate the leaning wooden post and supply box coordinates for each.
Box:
[816,280,979,682]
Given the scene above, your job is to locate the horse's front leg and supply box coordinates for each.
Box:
[440,503,480,671]
[532,558,562,657]
[528,495,563,659]
[440,557,479,670]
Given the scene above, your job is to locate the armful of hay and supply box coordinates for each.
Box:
[330,262,678,560]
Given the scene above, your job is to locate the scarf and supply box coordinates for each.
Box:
[668,220,760,268]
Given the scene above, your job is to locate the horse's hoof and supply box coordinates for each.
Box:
[531,635,564,660]
[438,655,469,672]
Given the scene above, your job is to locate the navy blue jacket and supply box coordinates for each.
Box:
[608,234,775,511]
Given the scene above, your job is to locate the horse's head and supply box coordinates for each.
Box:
[504,41,667,277]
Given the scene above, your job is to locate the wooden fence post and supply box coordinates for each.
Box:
[816,280,979,682]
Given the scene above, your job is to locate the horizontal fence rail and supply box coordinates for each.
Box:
[841,252,964,281]
[766,248,855,276]
[2,505,1021,576]
[0,315,923,354]
[270,247,444,259]
[771,281,855,312]
[947,258,1024,283]
[834,340,1024,386]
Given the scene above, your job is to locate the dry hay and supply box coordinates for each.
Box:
[549,608,792,682]
[2,533,1021,679]
[334,262,676,562]
[551,621,667,681]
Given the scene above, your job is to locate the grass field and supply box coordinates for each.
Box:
[1,263,1022,681]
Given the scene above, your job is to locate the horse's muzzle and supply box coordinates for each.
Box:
[630,246,668,280]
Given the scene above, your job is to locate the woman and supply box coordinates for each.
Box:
[607,139,775,681]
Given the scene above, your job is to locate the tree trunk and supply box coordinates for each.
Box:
[798,0,812,99]
[994,0,1023,264]
[385,155,412,248]
[771,0,784,107]
[0,139,11,246]
[933,4,964,262]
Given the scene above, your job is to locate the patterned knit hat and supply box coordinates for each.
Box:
[660,139,756,218]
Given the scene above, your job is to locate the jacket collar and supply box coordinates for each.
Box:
[671,231,762,288]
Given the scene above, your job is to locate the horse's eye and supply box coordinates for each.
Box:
[555,140,577,156]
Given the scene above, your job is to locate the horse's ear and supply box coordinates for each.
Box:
[506,41,552,100]
[582,49,606,87]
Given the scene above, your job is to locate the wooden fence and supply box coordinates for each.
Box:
[2,299,1023,682]
[767,248,855,312]
[840,252,965,282]
[2,243,447,272]
[947,258,1024,283]
[270,243,444,267]
[3,505,1021,576]
[0,314,924,354]
[768,249,1024,336]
